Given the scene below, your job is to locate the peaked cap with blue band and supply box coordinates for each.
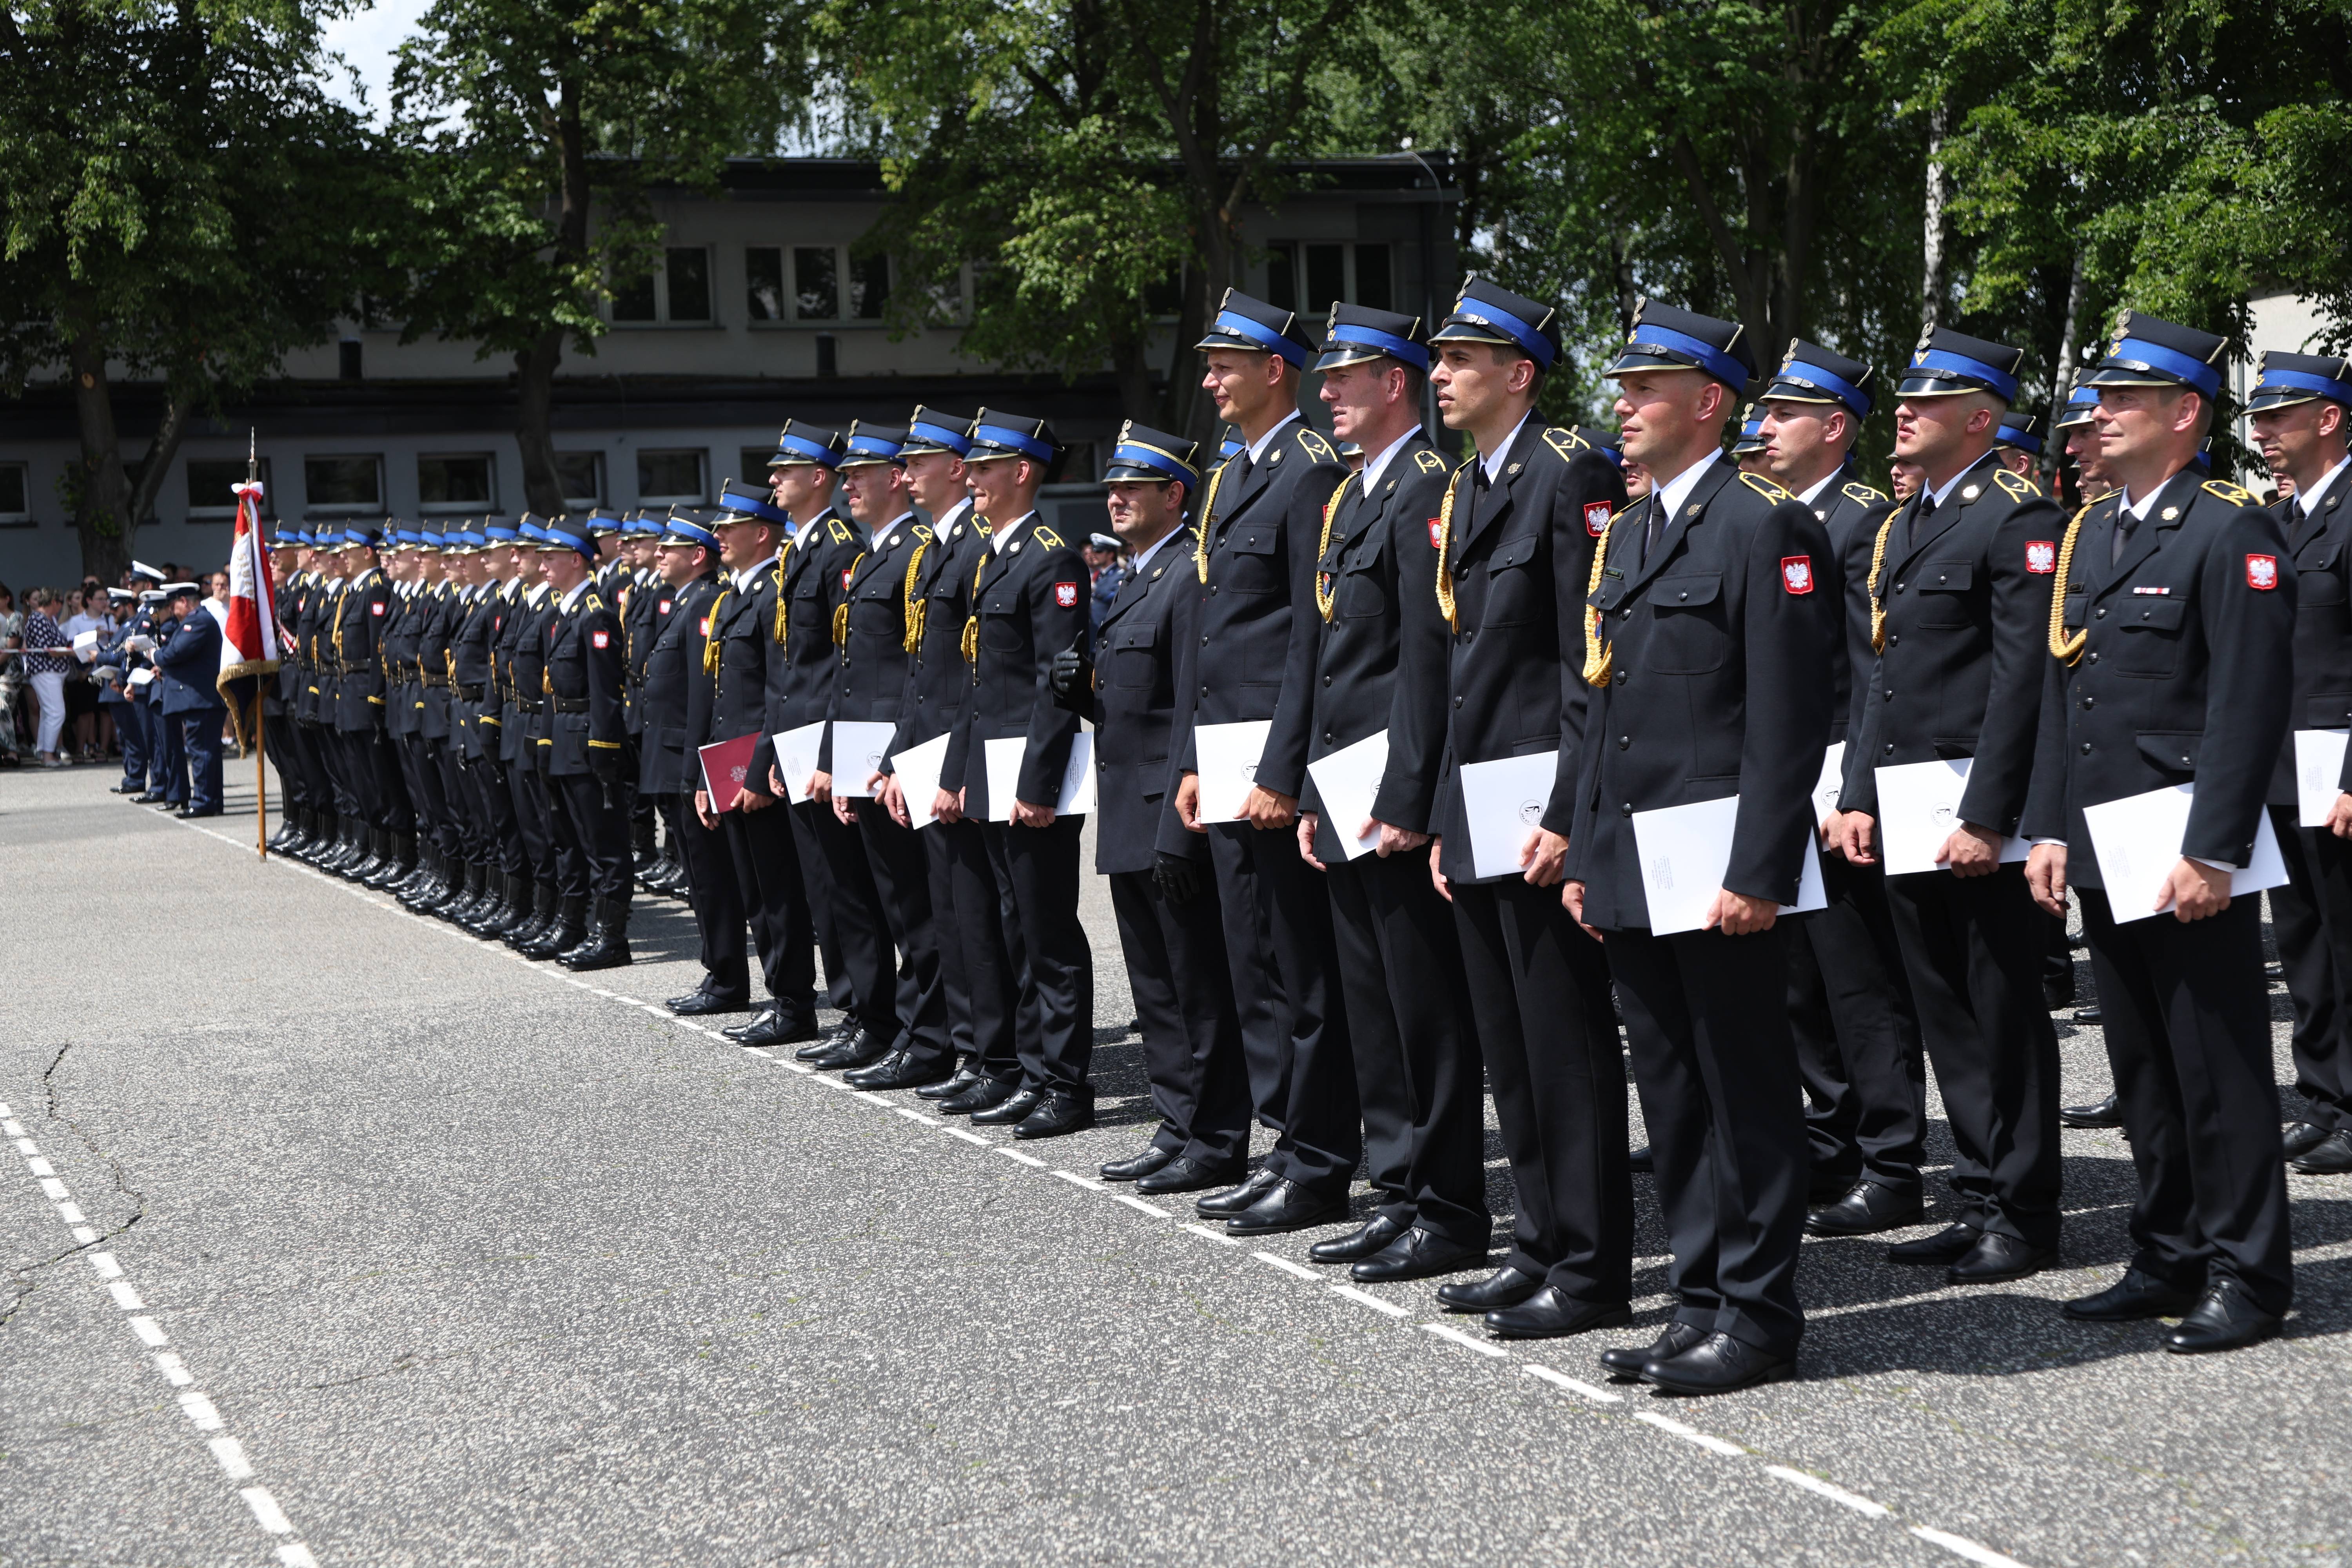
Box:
[347,524,387,550]
[1435,277,1563,370]
[2249,349,2352,412]
[1995,412,2043,455]
[1762,339,1875,419]
[517,515,552,545]
[483,518,519,543]
[965,408,1060,466]
[584,507,625,537]
[621,510,663,537]
[2086,311,2227,401]
[767,420,847,469]
[1314,302,1428,373]
[713,479,791,528]
[1731,403,1767,455]
[1603,299,1753,389]
[2053,385,2101,430]
[1105,420,1201,487]
[904,406,975,457]
[537,516,597,559]
[1895,326,2024,403]
[1196,289,1314,367]
[838,421,910,468]
[1218,427,1244,460]
[660,505,722,550]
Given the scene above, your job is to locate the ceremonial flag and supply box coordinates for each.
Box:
[216,479,281,690]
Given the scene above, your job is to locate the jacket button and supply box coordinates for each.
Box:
[2140,609,2152,620]
[1322,675,1332,686]
[2087,652,2100,664]
[2094,607,2107,619]
[1620,802,1633,816]
[1201,634,1210,645]
[1677,590,1689,601]
[2081,742,2092,754]
[1453,695,1464,708]
[1884,743,1895,755]
[1614,670,1628,685]
[1888,634,1899,647]
[2082,697,2094,710]
[1209,585,1218,595]
[1894,582,1904,592]
[1323,731,1333,743]
[1201,686,1210,697]
[1463,631,1474,642]
[1617,735,1629,749]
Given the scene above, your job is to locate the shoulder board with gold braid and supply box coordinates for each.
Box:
[912,523,933,542]
[1740,471,1793,503]
[1033,524,1064,548]
[827,517,853,543]
[1541,426,1590,463]
[1842,480,1889,506]
[1295,426,1337,463]
[833,552,865,648]
[1413,449,1448,475]
[2202,479,2256,506]
[1993,468,2042,501]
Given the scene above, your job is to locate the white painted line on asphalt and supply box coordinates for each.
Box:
[1181,1222,1241,1247]
[1421,1321,1512,1359]
[1330,1284,1410,1318]
[58,1201,86,1223]
[1051,1169,1105,1191]
[108,1280,144,1310]
[942,1126,991,1147]
[25,1156,54,1176]
[87,1251,122,1279]
[278,1543,321,1568]
[0,1119,21,1136]
[1113,1193,1172,1219]
[1634,1410,1746,1456]
[1522,1363,1622,1403]
[240,1486,294,1534]
[785,1062,815,1074]
[994,1147,1047,1168]
[1911,1526,2032,1568]
[127,1316,169,1347]
[179,1390,225,1431]
[1764,1465,1890,1518]
[155,1352,194,1387]
[893,1107,936,1125]
[70,1226,96,1245]
[13,1136,36,1154]
[1253,1251,1321,1282]
[38,1178,68,1201]
[209,1435,256,1481]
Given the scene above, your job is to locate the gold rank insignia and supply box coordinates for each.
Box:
[1033,524,1065,548]
[1842,480,1889,505]
[1740,471,1793,502]
[912,523,933,541]
[1993,468,2042,501]
[828,517,853,542]
[1414,450,1448,474]
[1295,428,1336,462]
[1543,427,1590,462]
[2202,479,2255,506]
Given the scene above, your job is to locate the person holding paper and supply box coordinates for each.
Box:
[822,421,956,1092]
[949,410,1097,1140]
[2249,350,2352,1173]
[1830,326,2069,1283]
[2022,310,2296,1353]
[152,579,227,818]
[1420,279,1630,1336]
[1754,343,1930,1239]
[1158,291,1361,1234]
[1291,303,1492,1284]
[1051,424,1252,1191]
[1563,300,1835,1393]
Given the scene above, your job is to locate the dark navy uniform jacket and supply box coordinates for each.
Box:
[540,583,626,777]
[952,512,1088,816]
[624,568,663,739]
[381,584,425,739]
[2022,470,2295,886]
[1565,460,1837,927]
[826,510,929,777]
[638,572,723,795]
[2270,466,2352,803]
[154,608,227,715]
[1807,475,1894,750]
[709,562,782,789]
[888,500,986,767]
[1072,526,1201,875]
[1424,421,1626,881]
[767,509,864,746]
[499,586,555,764]
[1838,454,2061,835]
[330,568,392,732]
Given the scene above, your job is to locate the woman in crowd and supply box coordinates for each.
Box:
[20,587,73,766]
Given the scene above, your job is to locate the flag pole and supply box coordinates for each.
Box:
[249,430,267,860]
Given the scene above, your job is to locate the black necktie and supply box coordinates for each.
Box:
[2111,506,2138,566]
[1642,496,1665,564]
[1908,492,1936,553]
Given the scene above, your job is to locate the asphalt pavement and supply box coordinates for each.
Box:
[4,763,2348,1567]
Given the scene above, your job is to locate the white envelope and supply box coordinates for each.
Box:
[71,630,99,662]
[1458,750,1559,881]
[1305,729,1390,860]
[1630,794,1828,936]
[2296,729,2349,828]
[890,732,953,830]
[128,668,156,688]
[985,731,1096,821]
[1811,740,1847,827]
[770,720,828,805]
[1193,719,1273,824]
[1872,757,2032,877]
[125,634,156,654]
[829,720,898,799]
[2083,782,2289,922]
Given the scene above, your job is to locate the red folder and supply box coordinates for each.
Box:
[699,732,762,813]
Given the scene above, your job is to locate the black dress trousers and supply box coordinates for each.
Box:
[855,804,952,1069]
[2270,803,2352,1132]
[1786,851,1926,1193]
[1109,867,1252,1165]
[938,816,1026,1085]
[792,799,897,1043]
[724,800,816,1025]
[1203,824,1293,1143]
[2078,887,2292,1317]
[507,752,552,884]
[981,814,1094,1096]
[669,792,748,994]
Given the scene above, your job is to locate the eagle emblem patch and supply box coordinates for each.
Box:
[1584,502,1612,536]
[370,601,385,615]
[658,598,672,614]
[2248,554,2279,590]
[591,630,610,648]
[1781,556,1814,595]
[1054,581,1079,608]
[2025,540,2056,574]
[699,616,713,636]
[841,568,854,589]
[1428,518,1444,549]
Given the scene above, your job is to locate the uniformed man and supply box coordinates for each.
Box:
[1162,290,1360,1233]
[826,421,955,1091]
[329,525,402,882]
[1294,304,1490,1283]
[1050,423,1251,1189]
[377,527,432,893]
[526,516,632,968]
[1732,403,1771,474]
[463,521,538,939]
[1417,279,1628,1333]
[1830,328,2068,1281]
[620,511,670,891]
[950,409,1096,1138]
[1753,342,1929,1236]
[1565,300,1837,1393]
[151,581,227,818]
[503,519,567,950]
[429,525,497,924]
[2025,310,2295,1352]
[2249,350,2352,1173]
[101,588,157,798]
[261,533,312,845]
[1995,413,2044,478]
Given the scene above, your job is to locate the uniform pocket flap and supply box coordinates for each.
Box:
[1648,573,1722,608]
[1227,529,1279,556]
[2136,730,2202,771]
[2307,694,2352,728]
[1918,560,1974,591]
[982,590,1020,615]
[2120,599,2187,630]
[1110,623,1158,650]
[1486,535,1539,572]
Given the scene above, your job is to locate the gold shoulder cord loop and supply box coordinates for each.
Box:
[1314,473,1357,622]
[833,551,866,652]
[1581,510,1618,688]
[2047,498,2097,665]
[1867,510,1897,654]
[1433,460,1473,632]
[901,539,929,655]
[1192,461,1230,583]
[961,546,987,674]
[771,545,793,646]
[702,588,730,677]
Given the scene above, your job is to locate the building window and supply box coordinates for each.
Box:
[555,453,604,507]
[739,449,775,490]
[850,252,889,319]
[185,458,273,520]
[746,247,786,321]
[636,449,706,505]
[304,454,382,514]
[1265,242,1393,316]
[0,462,28,524]
[611,247,715,325]
[418,454,495,512]
[794,247,840,321]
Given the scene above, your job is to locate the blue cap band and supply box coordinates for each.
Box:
[973,423,1055,463]
[1211,310,1309,367]
[484,523,517,541]
[771,431,839,467]
[1996,422,2044,454]
[1110,440,1199,485]
[909,419,973,455]
[662,519,720,549]
[1774,359,1873,419]
[1911,349,2019,402]
[845,432,905,463]
[2257,368,2352,405]
[2109,337,2221,399]
[1624,324,1743,389]
[1454,300,1558,369]
[1326,325,1429,370]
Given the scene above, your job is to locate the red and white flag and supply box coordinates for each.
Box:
[216,480,282,691]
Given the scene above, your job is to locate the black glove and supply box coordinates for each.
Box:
[1048,647,1089,707]
[1152,850,1201,907]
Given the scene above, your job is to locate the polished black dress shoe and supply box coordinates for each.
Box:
[2063,1267,2200,1322]
[1628,1144,1654,1174]
[1642,1332,1793,1395]
[668,987,753,1017]
[848,1052,955,1092]
[1225,1178,1348,1236]
[720,1006,777,1040]
[813,1029,892,1071]
[1947,1231,2060,1284]
[1435,1265,1543,1314]
[1485,1287,1632,1341]
[1137,1155,1245,1195]
[2060,1092,2122,1129]
[1887,1222,1979,1265]
[1599,1320,1708,1378]
[840,1048,910,1087]
[1100,1147,1176,1183]
[2165,1278,2282,1354]
[1307,1213,1406,1265]
[2292,1129,2352,1174]
[110,782,142,794]
[1352,1227,1488,1284]
[919,1064,984,1102]
[2281,1120,2333,1161]
[969,1087,1043,1125]
[2070,1005,2103,1025]
[735,1011,821,1048]
[1195,1166,1281,1217]
[939,1077,1020,1116]
[1808,1169,1860,1204]
[1013,1091,1094,1140]
[1807,1181,1925,1237]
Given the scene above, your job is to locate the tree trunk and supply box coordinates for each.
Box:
[1921,102,1949,334]
[2047,252,2088,492]
[64,304,133,584]
[1110,331,1155,426]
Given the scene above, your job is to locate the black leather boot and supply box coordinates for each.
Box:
[560,898,633,970]
[523,895,589,960]
[505,883,558,949]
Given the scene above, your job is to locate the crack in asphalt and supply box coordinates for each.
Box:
[3,1045,147,1330]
